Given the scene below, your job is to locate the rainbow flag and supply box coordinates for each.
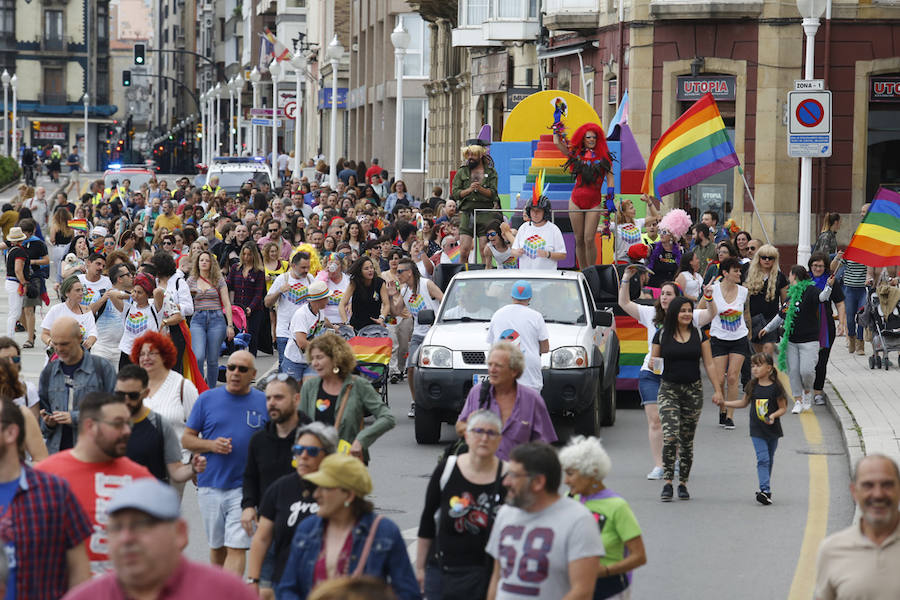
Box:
[348,336,391,365]
[615,314,650,390]
[844,187,900,267]
[68,219,89,232]
[641,93,740,198]
[263,27,292,62]
[445,247,461,263]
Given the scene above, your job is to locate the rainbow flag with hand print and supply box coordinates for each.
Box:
[445,247,461,264]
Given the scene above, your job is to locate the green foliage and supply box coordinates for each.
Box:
[0,156,21,187]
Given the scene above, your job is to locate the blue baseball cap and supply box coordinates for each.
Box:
[511,280,532,300]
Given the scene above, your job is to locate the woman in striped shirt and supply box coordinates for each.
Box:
[840,203,873,355]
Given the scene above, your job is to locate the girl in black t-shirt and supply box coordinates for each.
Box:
[719,352,788,505]
[650,297,724,502]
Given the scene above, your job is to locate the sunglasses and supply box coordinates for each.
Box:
[292,445,322,457]
[269,229,279,234]
[397,268,412,274]
[265,372,295,385]
[468,427,501,438]
[759,255,776,260]
[114,390,142,401]
[486,231,498,238]
[5,356,20,364]
[227,364,250,373]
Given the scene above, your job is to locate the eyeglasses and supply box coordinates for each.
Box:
[759,255,776,261]
[162,241,173,246]
[468,427,500,438]
[265,372,296,385]
[98,419,131,430]
[292,444,323,457]
[397,268,411,274]
[227,364,251,373]
[269,229,279,234]
[486,232,498,238]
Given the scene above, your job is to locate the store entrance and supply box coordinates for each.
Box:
[867,103,900,201]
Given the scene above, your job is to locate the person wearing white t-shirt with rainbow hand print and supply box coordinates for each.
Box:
[512,194,566,270]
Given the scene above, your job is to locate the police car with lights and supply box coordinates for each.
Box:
[203,156,275,194]
[103,164,157,192]
[411,267,620,444]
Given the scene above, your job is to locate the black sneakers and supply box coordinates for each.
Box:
[661,483,673,502]
[677,484,690,500]
[724,417,735,430]
[719,412,726,427]
[756,490,773,505]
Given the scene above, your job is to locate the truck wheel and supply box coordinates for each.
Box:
[574,398,601,438]
[600,383,616,427]
[414,406,442,444]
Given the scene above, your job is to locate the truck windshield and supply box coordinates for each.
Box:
[439,278,585,325]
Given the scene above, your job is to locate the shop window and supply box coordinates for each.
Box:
[867,103,900,200]
[681,99,736,223]
[402,98,426,171]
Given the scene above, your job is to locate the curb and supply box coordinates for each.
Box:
[823,380,865,475]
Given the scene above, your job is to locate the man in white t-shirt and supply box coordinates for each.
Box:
[79,253,113,309]
[264,251,313,371]
[487,280,549,392]
[282,281,333,381]
[486,442,604,600]
[512,196,566,270]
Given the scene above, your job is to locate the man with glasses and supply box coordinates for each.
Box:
[258,219,292,260]
[182,351,267,576]
[0,398,91,598]
[241,374,310,587]
[64,478,257,599]
[38,317,117,454]
[37,391,154,576]
[486,442,604,600]
[117,365,205,483]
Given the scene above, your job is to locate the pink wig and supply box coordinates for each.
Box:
[659,209,692,240]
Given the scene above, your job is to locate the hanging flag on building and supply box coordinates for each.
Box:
[844,187,900,267]
[263,27,293,62]
[641,92,740,198]
[258,35,274,72]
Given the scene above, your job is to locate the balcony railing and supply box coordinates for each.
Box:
[40,92,68,105]
[34,35,74,51]
[543,0,600,31]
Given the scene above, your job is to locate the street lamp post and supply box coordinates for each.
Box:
[201,91,208,165]
[82,93,90,172]
[796,0,827,267]
[1,70,9,157]
[228,78,235,157]
[270,60,282,184]
[232,74,244,156]
[214,82,223,157]
[10,74,16,159]
[250,67,261,156]
[290,46,306,178]
[326,34,344,190]
[391,22,410,184]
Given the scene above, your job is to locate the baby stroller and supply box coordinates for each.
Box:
[348,324,392,406]
[858,285,900,370]
[218,306,252,381]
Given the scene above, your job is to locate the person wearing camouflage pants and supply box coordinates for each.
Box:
[658,380,704,483]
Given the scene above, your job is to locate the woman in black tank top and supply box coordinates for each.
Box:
[342,256,389,332]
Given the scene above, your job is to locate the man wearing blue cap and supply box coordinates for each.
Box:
[487,280,549,392]
[63,478,256,599]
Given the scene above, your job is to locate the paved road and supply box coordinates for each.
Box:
[2,183,856,597]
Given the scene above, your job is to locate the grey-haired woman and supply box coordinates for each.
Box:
[416,409,507,599]
[246,422,338,598]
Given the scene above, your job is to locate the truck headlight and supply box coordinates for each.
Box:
[551,347,588,369]
[420,346,452,368]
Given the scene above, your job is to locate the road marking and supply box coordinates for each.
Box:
[788,410,829,600]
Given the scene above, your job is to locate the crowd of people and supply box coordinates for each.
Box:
[0,143,895,599]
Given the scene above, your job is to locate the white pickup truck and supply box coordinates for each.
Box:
[412,269,620,444]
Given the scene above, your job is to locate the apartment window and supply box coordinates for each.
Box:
[96,59,109,104]
[0,0,14,35]
[460,0,489,27]
[44,10,63,49]
[97,3,108,43]
[402,98,426,171]
[399,14,429,78]
[42,67,64,104]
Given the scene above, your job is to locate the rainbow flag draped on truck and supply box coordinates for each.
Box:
[641,93,740,198]
[844,187,900,267]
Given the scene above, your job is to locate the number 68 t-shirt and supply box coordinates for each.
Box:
[486,496,604,599]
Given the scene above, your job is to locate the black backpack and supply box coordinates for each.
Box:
[437,382,493,464]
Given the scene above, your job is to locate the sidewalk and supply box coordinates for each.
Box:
[824,339,899,472]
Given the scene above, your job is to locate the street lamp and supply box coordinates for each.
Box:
[228,76,235,157]
[326,34,344,189]
[249,67,261,156]
[391,21,410,184]
[214,82,223,157]
[10,74,16,159]
[1,70,9,157]
[231,74,244,155]
[290,45,306,178]
[200,90,207,165]
[269,60,283,184]
[796,0,827,266]
[82,93,90,172]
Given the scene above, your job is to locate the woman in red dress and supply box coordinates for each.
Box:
[553,122,616,269]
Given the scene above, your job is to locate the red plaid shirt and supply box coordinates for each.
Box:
[1,465,92,599]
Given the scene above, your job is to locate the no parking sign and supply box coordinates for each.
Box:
[787,86,832,158]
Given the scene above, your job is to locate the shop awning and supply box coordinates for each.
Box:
[15,102,119,117]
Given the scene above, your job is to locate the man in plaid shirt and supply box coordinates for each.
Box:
[0,398,92,598]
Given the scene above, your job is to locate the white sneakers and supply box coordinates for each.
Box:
[647,466,664,480]
[791,393,813,414]
[791,400,803,414]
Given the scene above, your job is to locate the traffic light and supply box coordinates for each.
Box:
[134,43,145,65]
[123,70,131,87]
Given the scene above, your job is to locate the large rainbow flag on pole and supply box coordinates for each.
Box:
[641,93,740,198]
[844,187,900,267]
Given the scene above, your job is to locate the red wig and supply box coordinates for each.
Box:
[131,331,178,370]
[569,122,612,163]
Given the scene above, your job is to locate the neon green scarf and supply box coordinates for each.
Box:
[778,279,816,371]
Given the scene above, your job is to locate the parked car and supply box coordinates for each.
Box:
[204,156,275,194]
[412,267,620,444]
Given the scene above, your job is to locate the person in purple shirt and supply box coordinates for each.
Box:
[63,478,257,600]
[456,341,557,460]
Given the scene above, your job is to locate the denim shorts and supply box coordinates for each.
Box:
[407,334,425,369]
[638,369,662,406]
[196,487,250,549]
[282,357,314,380]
